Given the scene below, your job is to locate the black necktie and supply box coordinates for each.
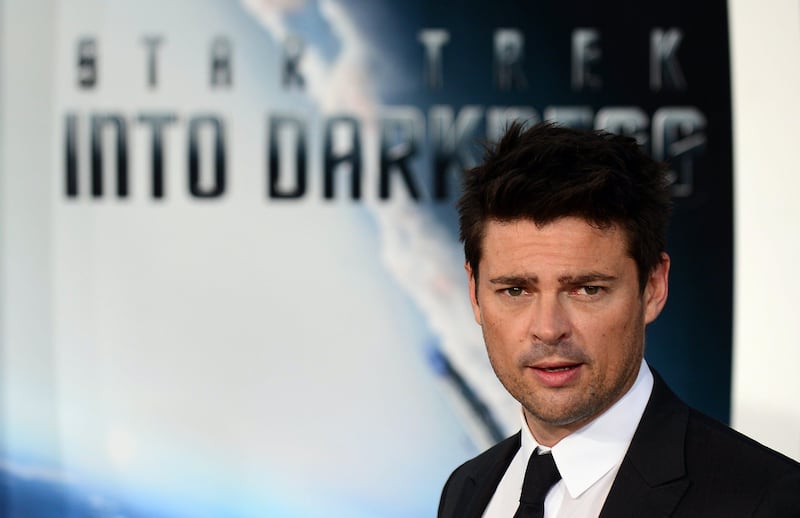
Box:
[513,448,562,518]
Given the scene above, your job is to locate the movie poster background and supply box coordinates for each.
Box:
[1,0,731,516]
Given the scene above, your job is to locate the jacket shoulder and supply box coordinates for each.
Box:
[438,433,520,518]
[450,433,521,480]
[604,371,800,517]
[685,408,800,476]
[687,408,800,474]
[679,405,800,515]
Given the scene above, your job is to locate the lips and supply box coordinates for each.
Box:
[533,361,581,371]
[539,365,575,372]
[529,361,583,387]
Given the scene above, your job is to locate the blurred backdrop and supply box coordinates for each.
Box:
[1,0,798,516]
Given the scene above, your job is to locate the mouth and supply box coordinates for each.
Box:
[533,360,582,371]
[537,365,576,372]
[529,361,583,387]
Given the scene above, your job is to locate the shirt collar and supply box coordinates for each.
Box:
[519,359,654,498]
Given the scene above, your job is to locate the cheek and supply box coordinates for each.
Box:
[604,311,645,364]
[481,312,524,359]
[579,305,640,359]
[482,308,525,346]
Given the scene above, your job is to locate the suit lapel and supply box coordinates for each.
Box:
[455,433,520,518]
[599,371,691,517]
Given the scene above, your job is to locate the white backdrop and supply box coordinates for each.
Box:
[729,0,800,460]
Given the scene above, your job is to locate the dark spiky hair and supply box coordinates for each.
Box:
[457,121,671,290]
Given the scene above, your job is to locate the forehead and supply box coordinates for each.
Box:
[479,217,632,275]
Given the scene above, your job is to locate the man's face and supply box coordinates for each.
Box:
[468,217,669,445]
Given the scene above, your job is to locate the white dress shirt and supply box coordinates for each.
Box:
[483,360,654,518]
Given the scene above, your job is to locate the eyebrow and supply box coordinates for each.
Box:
[489,275,538,286]
[488,272,617,286]
[559,272,618,285]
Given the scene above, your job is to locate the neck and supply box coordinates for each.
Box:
[523,410,587,447]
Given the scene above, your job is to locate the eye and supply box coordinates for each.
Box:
[504,287,525,297]
[574,286,603,296]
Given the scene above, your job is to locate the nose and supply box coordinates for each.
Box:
[528,294,571,345]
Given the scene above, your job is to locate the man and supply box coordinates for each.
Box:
[438,122,800,517]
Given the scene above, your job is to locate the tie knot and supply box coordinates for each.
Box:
[518,449,562,508]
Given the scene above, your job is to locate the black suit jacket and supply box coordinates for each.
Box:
[438,372,800,517]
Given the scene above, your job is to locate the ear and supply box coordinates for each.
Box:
[466,262,482,325]
[643,252,670,324]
